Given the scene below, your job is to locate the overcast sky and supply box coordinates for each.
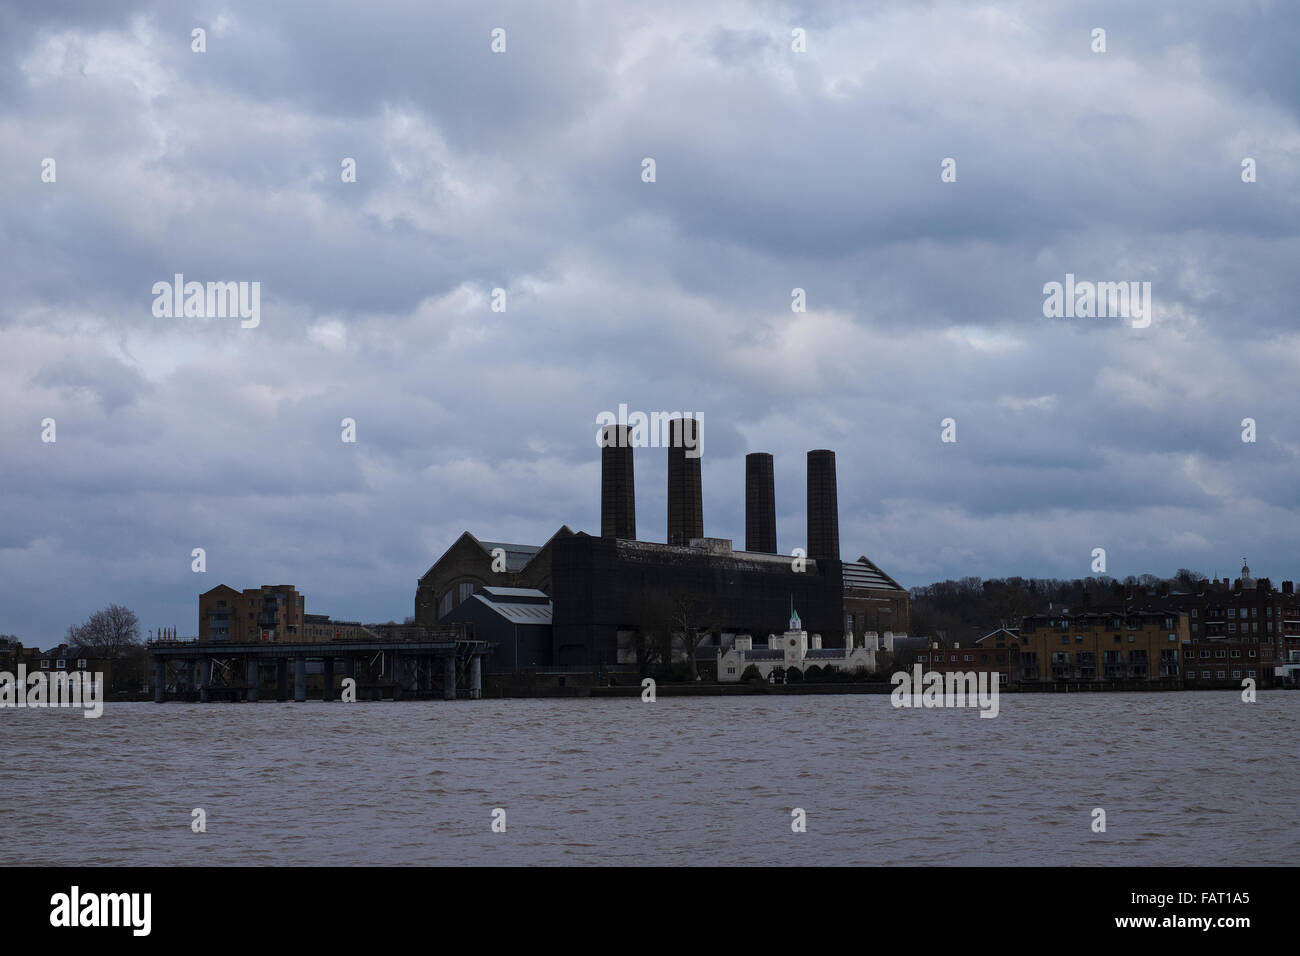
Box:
[2,1,1299,644]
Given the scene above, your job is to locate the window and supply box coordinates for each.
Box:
[1231,650,1241,658]
[1169,634,1176,641]
[1228,623,1236,634]
[1192,623,1198,632]
[1191,609,1198,618]
[40,659,50,669]
[1074,635,1083,644]
[1062,635,1070,645]
[964,655,973,662]
[1127,634,1135,643]
[1201,670,1211,678]
[459,581,475,604]
[1183,649,1194,659]
[1248,650,1257,658]
[1231,670,1241,678]
[1247,669,1257,678]
[1228,608,1236,618]
[1215,650,1226,658]
[56,658,66,668]
[1076,652,1096,678]
[1199,650,1210,658]
[77,659,86,669]
[1215,670,1226,678]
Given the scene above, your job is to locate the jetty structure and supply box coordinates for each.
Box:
[148,625,491,703]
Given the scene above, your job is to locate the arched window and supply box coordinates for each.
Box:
[438,580,480,620]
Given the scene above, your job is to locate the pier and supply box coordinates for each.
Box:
[147,628,493,703]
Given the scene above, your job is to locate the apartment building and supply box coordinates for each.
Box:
[1015,610,1188,683]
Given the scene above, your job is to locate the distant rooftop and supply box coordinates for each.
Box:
[477,541,541,572]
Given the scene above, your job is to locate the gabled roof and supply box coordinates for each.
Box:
[418,527,573,583]
[976,626,1020,645]
[200,584,242,598]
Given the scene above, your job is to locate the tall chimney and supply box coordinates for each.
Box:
[667,417,703,545]
[745,452,777,553]
[806,449,839,561]
[601,424,635,539]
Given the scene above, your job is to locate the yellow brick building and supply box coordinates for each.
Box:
[1016,610,1188,682]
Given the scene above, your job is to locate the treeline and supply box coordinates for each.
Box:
[909,569,1211,644]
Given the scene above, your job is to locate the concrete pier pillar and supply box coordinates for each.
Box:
[276,659,288,701]
[188,659,199,695]
[199,658,212,703]
[294,657,307,702]
[154,659,165,703]
[469,655,482,700]
[443,655,457,700]
[392,654,403,701]
[322,656,335,701]
[246,659,260,702]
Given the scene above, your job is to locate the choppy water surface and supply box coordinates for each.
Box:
[2,692,1295,865]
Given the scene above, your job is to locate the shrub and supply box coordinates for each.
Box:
[740,664,763,683]
[785,666,804,683]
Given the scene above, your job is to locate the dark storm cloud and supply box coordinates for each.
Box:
[2,0,1299,642]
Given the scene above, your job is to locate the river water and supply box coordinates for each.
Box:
[2,692,1295,865]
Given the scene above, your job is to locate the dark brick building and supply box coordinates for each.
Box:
[413,432,909,672]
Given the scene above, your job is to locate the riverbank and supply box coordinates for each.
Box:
[485,676,1290,698]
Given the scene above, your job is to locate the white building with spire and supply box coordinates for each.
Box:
[716,608,877,682]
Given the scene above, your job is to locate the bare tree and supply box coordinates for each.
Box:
[666,591,717,682]
[68,604,141,659]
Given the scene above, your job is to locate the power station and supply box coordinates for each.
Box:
[420,420,909,672]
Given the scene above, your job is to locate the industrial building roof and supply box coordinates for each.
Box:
[481,586,549,600]
[477,541,542,572]
[617,539,821,571]
[843,556,905,592]
[467,593,553,625]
